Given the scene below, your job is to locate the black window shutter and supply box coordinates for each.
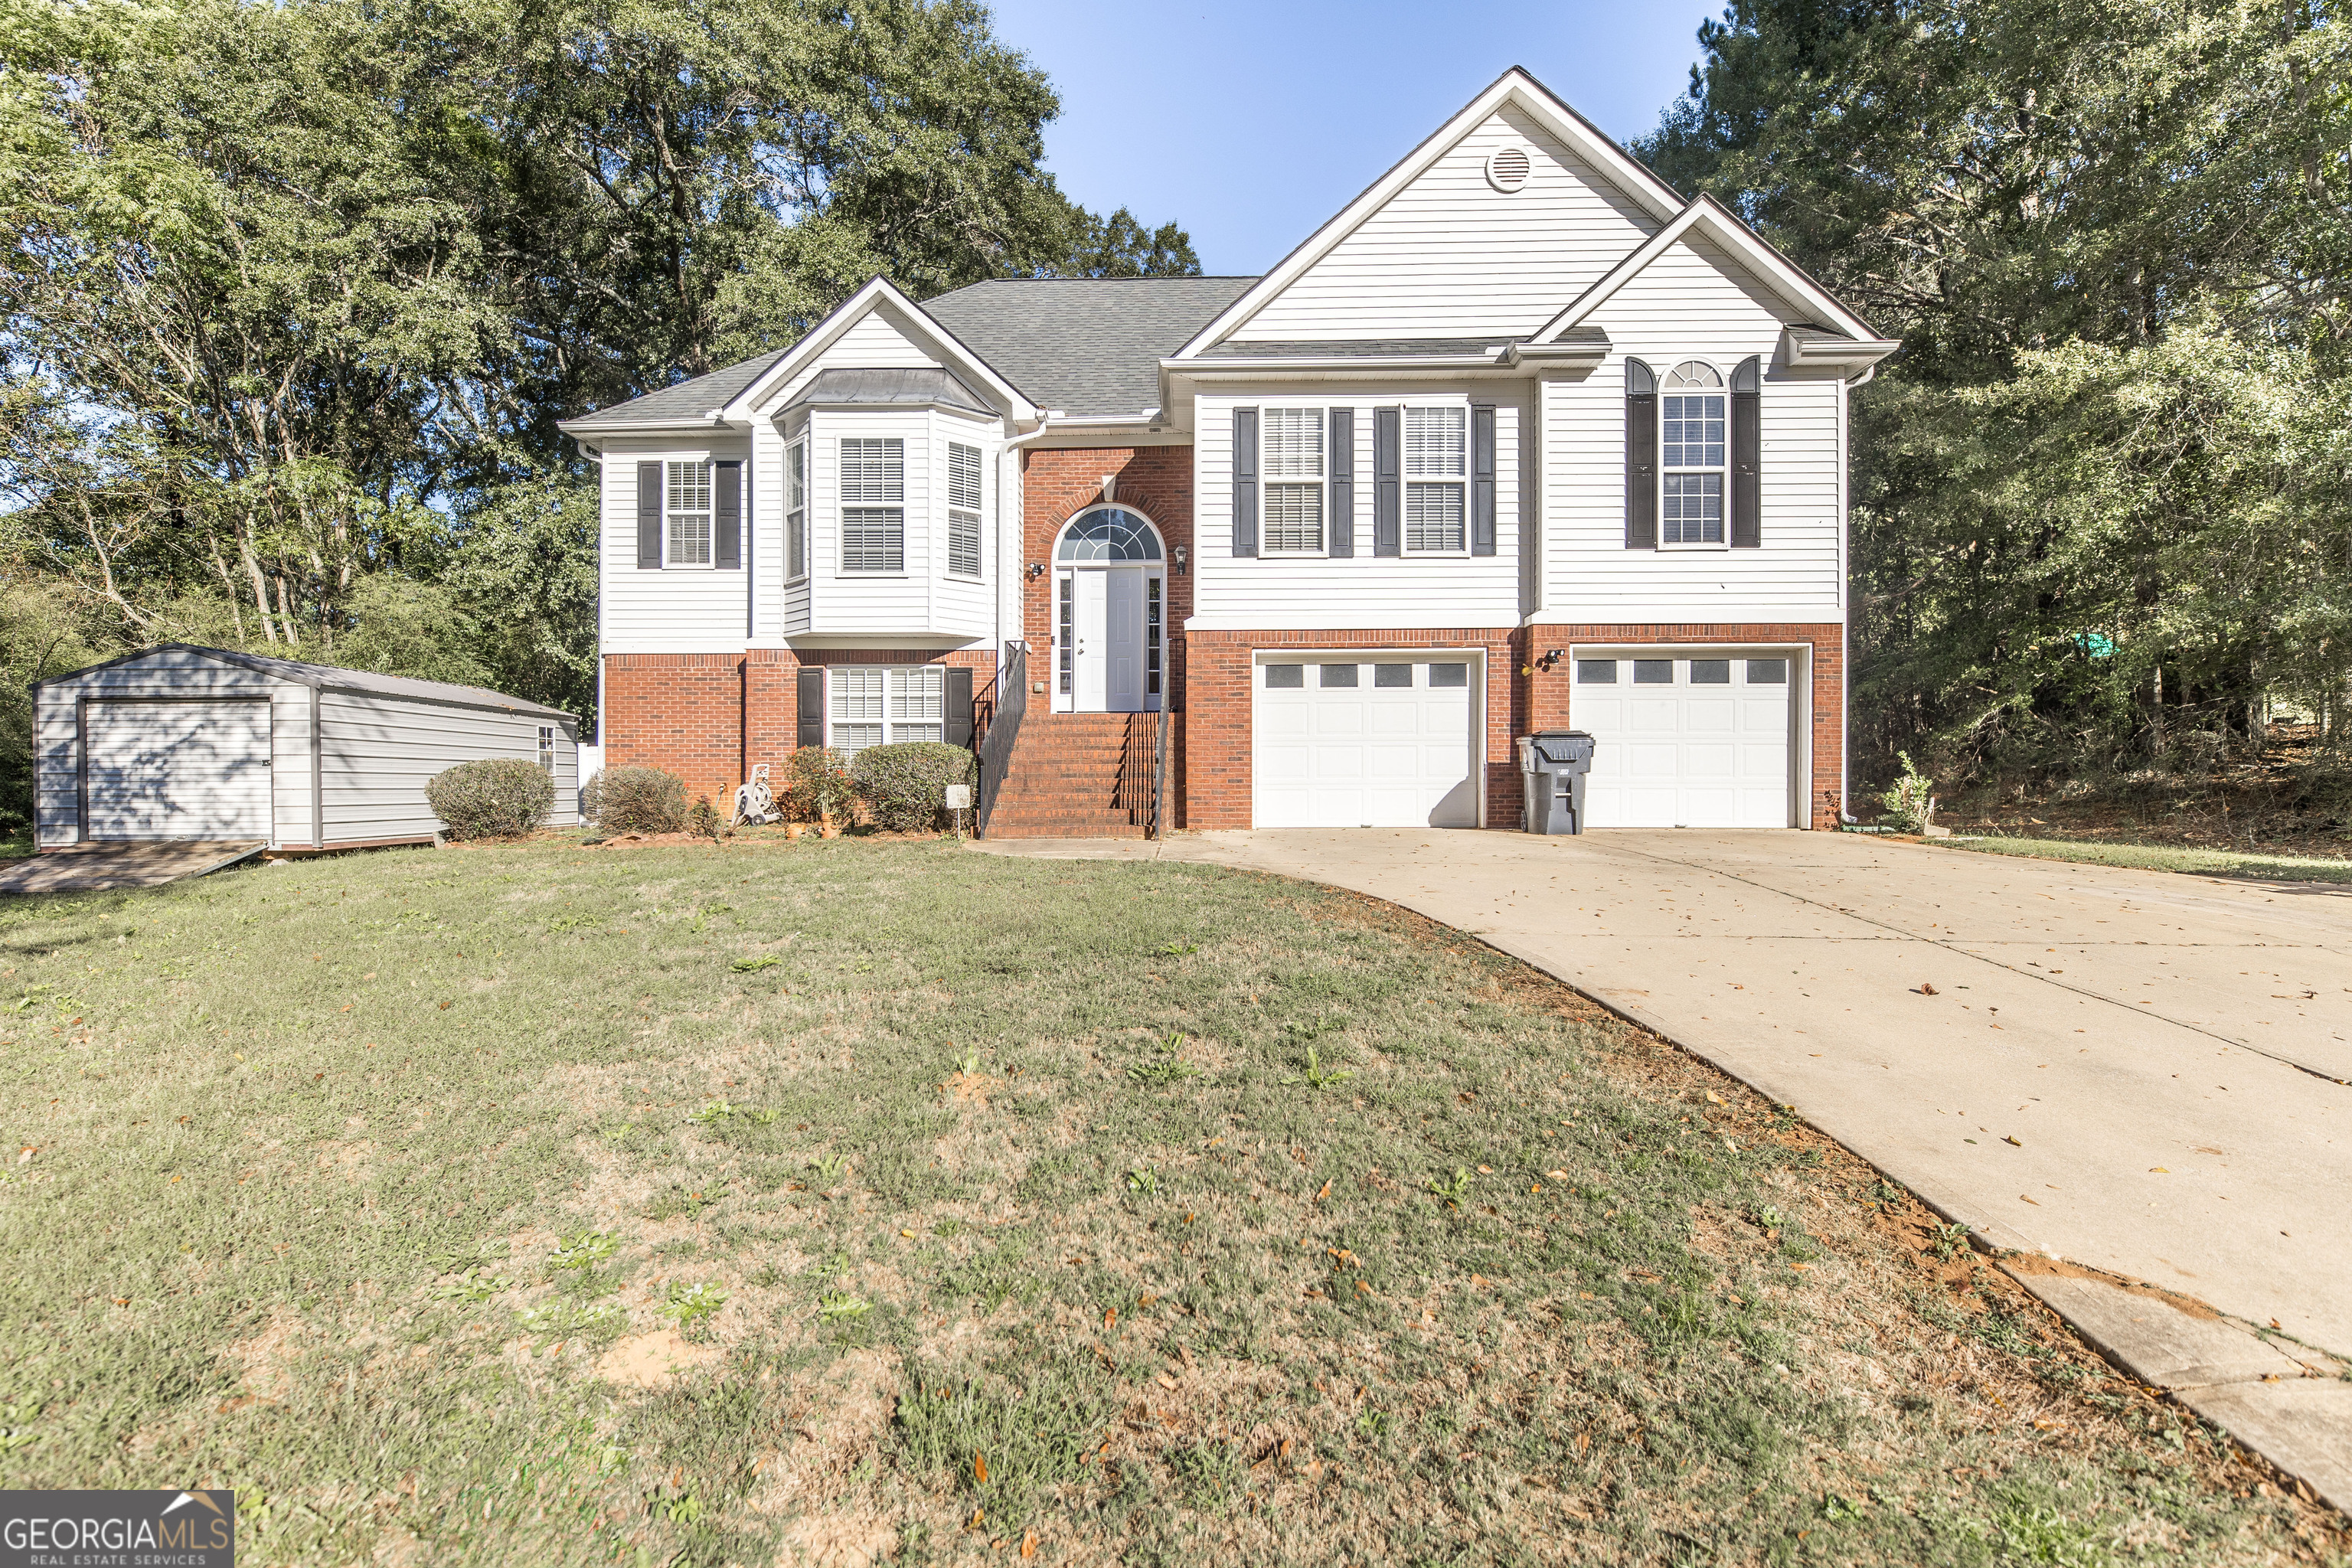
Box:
[714,460,741,569]
[1730,356,1761,548]
[1231,408,1258,557]
[946,667,975,747]
[1471,404,1497,557]
[1328,409,1354,558]
[1625,360,1657,550]
[1373,407,1400,557]
[795,668,825,750]
[636,462,663,568]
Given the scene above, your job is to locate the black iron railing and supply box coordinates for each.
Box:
[973,641,1027,838]
[1151,706,1169,839]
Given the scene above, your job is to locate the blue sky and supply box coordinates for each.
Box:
[986,0,1721,276]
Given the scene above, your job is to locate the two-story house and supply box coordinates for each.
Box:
[559,70,1896,837]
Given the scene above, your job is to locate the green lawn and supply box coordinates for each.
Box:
[0,839,2325,1565]
[1930,832,2352,884]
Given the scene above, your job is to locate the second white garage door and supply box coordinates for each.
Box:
[1573,653,1795,828]
[84,699,273,839]
[1254,655,1480,828]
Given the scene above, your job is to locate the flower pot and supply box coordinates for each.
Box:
[818,816,842,839]
[784,822,805,841]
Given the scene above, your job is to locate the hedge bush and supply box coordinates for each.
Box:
[851,742,975,834]
[782,746,856,824]
[580,765,688,834]
[425,757,554,841]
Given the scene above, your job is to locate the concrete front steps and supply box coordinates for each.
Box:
[981,711,1158,838]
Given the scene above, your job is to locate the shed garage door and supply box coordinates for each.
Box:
[1573,654,1795,828]
[84,700,272,839]
[1253,656,1480,828]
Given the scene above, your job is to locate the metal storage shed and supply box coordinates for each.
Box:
[31,645,580,851]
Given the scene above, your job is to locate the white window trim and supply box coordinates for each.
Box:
[1658,360,1730,553]
[1400,403,1471,558]
[1256,402,1328,557]
[826,664,948,756]
[662,458,717,570]
[784,439,808,584]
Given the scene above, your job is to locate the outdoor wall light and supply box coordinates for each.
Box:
[1174,545,1188,575]
[1025,561,1045,580]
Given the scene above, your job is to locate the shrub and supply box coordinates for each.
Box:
[687,793,720,839]
[1879,751,1936,833]
[581,765,688,834]
[426,757,554,840]
[851,742,975,834]
[782,746,856,824]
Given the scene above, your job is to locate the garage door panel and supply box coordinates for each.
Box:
[85,701,272,840]
[1254,657,1478,828]
[1573,654,1795,829]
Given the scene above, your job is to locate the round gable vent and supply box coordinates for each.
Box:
[1485,145,1532,193]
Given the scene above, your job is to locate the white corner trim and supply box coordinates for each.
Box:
[1170,68,1685,361]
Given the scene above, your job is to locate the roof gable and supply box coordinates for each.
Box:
[724,278,1035,423]
[1175,67,1684,358]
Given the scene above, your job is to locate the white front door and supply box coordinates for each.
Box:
[1070,570,1107,710]
[1573,652,1796,828]
[1064,567,1152,713]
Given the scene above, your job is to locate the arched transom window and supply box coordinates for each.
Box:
[1056,506,1163,562]
[1661,361,1726,545]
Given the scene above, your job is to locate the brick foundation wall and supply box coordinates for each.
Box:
[1521,622,1845,830]
[603,646,999,808]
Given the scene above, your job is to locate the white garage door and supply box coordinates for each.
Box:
[1573,654,1795,828]
[85,700,273,840]
[1254,655,1480,828]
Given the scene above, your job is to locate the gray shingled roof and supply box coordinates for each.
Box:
[920,276,1257,420]
[572,349,789,429]
[35,643,575,719]
[782,367,991,416]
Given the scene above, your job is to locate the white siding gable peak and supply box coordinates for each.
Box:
[1529,194,1894,355]
[1171,67,1686,359]
[722,276,1039,426]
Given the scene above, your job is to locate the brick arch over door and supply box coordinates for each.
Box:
[1022,446,1194,701]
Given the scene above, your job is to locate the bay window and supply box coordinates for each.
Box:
[840,437,904,572]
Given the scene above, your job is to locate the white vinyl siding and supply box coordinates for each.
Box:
[947,441,982,577]
[597,437,754,655]
[1192,385,1524,631]
[840,437,904,573]
[1538,230,1846,623]
[1229,107,1657,344]
[1260,407,1324,554]
[828,665,944,757]
[665,461,712,567]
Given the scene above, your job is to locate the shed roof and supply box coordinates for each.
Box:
[35,644,577,720]
[781,366,993,416]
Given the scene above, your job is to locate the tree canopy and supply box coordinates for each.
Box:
[1641,0,2352,786]
[0,0,1197,829]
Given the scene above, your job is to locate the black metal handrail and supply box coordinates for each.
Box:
[973,640,1027,838]
[1151,705,1169,839]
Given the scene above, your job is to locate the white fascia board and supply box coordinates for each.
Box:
[1782,327,1902,368]
[1169,67,1684,360]
[1534,196,1885,345]
[719,276,1038,424]
[1161,353,1510,376]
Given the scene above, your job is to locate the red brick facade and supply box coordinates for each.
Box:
[602,443,1847,833]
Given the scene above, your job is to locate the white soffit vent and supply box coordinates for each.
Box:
[1485,145,1532,193]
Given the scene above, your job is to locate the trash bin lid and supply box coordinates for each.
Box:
[1525,730,1596,765]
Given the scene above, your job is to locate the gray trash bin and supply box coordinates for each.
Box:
[1518,730,1596,835]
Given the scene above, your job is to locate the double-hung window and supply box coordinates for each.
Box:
[839,437,904,572]
[947,442,982,577]
[1661,362,1726,546]
[785,440,807,582]
[1260,407,1324,553]
[828,665,944,757]
[1403,406,1466,553]
[665,460,712,566]
[537,725,555,773]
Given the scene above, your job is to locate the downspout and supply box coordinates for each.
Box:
[998,415,1057,692]
[1838,364,1877,825]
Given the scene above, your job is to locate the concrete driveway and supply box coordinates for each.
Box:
[978,826,2352,1499]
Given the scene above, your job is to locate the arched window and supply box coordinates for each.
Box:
[1660,361,1726,545]
[1055,506,1163,561]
